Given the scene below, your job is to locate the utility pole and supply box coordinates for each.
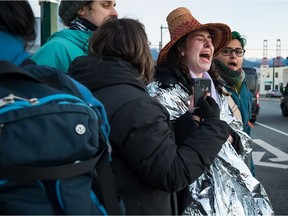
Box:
[39,0,59,45]
[159,25,168,51]
[272,58,275,90]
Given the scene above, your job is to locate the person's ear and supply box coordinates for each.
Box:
[77,7,87,17]
[178,47,185,56]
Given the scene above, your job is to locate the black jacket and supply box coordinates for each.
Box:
[68,56,231,215]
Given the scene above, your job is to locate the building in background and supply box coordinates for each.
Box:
[260,65,288,95]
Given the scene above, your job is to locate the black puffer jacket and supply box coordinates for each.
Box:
[68,56,231,215]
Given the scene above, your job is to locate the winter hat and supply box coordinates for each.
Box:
[158,7,231,65]
[59,0,92,26]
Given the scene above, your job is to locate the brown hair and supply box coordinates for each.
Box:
[88,18,154,83]
[208,61,230,96]
[165,35,192,82]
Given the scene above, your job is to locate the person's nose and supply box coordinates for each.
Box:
[204,38,213,48]
[230,50,237,58]
[111,8,118,17]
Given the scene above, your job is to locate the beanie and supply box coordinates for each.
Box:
[59,0,92,26]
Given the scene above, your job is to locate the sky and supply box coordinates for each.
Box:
[29,0,288,59]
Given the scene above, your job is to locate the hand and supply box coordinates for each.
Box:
[188,95,195,113]
[193,96,220,120]
[229,130,243,154]
[227,135,234,143]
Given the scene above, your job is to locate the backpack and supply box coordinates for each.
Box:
[0,61,121,215]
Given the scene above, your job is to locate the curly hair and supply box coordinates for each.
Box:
[232,31,246,49]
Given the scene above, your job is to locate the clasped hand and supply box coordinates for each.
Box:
[189,95,220,121]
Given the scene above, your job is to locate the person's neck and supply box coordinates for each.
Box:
[190,70,204,78]
[69,18,97,31]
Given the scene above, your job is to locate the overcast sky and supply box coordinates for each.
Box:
[29,0,288,59]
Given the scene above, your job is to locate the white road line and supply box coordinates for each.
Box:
[252,152,288,169]
[255,122,288,137]
[253,139,288,162]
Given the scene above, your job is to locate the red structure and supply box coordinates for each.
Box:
[275,39,282,67]
[261,39,269,68]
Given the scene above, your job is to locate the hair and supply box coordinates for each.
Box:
[0,0,36,48]
[88,18,154,83]
[164,34,192,82]
[232,31,246,49]
[208,61,230,96]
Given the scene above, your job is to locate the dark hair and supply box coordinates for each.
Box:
[88,18,154,83]
[208,61,230,96]
[165,35,192,82]
[232,31,246,49]
[0,0,36,48]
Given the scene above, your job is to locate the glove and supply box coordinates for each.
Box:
[193,96,220,120]
[229,130,243,154]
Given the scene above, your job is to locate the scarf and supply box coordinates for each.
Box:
[214,59,245,92]
[69,18,97,31]
[0,31,31,65]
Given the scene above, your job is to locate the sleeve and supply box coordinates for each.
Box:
[110,97,231,192]
[172,111,199,145]
[31,39,73,73]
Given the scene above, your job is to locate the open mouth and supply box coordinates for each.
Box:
[228,62,238,70]
[200,52,211,61]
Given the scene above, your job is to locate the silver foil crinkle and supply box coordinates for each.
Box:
[183,142,274,216]
[147,81,274,216]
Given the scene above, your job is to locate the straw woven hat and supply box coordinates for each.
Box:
[158,7,231,65]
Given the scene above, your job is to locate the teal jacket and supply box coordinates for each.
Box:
[32,29,92,73]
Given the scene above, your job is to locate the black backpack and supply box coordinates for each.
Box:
[0,61,121,215]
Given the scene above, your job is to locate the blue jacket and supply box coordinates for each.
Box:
[0,31,31,65]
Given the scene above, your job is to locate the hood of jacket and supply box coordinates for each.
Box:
[68,56,147,92]
[48,29,92,51]
[0,31,31,65]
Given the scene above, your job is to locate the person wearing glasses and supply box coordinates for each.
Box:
[212,31,255,176]
[213,31,252,136]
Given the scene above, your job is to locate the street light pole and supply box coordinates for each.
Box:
[39,0,59,45]
[159,25,168,51]
[272,58,275,90]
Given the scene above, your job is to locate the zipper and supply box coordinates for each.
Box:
[0,94,39,107]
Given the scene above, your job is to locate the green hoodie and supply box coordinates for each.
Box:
[32,29,93,73]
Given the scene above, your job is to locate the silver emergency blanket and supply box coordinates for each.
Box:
[183,139,274,216]
[147,81,274,216]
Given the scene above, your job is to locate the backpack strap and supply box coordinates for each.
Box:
[227,95,243,123]
[69,78,121,215]
[69,78,111,145]
[0,156,99,180]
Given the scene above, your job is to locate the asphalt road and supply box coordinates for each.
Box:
[250,97,288,215]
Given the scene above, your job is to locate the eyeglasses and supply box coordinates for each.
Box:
[221,48,245,57]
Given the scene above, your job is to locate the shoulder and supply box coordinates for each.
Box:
[147,81,189,120]
[154,64,181,88]
[154,64,192,94]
